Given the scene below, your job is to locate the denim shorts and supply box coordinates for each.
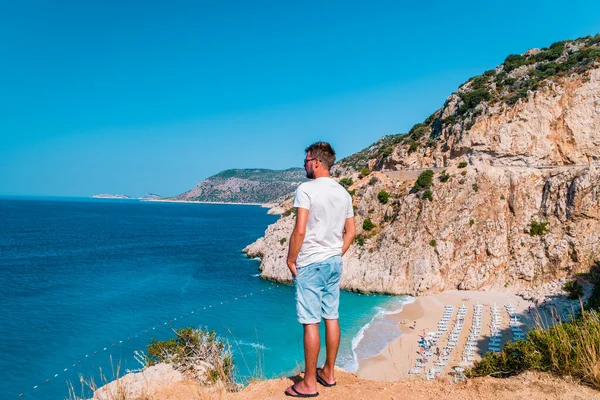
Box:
[294,255,343,324]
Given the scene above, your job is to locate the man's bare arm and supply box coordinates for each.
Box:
[286,207,309,277]
[342,216,356,255]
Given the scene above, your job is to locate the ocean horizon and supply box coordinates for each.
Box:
[0,197,411,399]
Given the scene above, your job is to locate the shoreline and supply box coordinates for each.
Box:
[356,290,536,381]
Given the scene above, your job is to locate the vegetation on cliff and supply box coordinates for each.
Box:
[336,34,600,173]
[147,327,236,390]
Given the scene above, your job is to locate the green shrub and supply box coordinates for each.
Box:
[424,112,438,125]
[467,339,545,378]
[339,177,353,188]
[472,183,479,192]
[147,327,235,388]
[459,88,491,112]
[409,123,428,139]
[564,280,584,300]
[377,190,390,204]
[501,194,506,200]
[461,170,467,176]
[282,207,297,217]
[354,235,365,246]
[439,172,450,182]
[458,161,468,168]
[468,309,600,390]
[528,220,549,236]
[429,239,437,247]
[362,218,375,231]
[413,170,434,191]
[470,75,489,89]
[408,141,420,154]
[503,54,527,72]
[380,146,394,157]
[369,176,378,185]
[470,219,474,226]
[422,190,433,201]
[360,168,371,177]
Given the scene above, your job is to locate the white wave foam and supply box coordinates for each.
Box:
[237,340,269,350]
[250,273,260,277]
[344,296,414,372]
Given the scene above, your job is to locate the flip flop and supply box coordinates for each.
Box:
[285,384,319,398]
[316,368,336,387]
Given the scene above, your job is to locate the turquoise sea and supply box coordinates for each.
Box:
[0,197,410,399]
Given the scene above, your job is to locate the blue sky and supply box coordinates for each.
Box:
[1,1,599,197]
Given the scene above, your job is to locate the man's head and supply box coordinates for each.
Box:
[304,142,336,179]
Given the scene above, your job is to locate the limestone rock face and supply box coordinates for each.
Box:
[246,166,600,295]
[245,67,600,296]
[449,69,600,166]
[92,363,182,400]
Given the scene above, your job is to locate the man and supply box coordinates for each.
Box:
[284,142,356,398]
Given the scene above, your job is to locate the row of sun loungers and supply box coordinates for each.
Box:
[410,303,528,379]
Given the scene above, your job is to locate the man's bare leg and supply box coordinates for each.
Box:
[319,318,340,384]
[285,323,320,395]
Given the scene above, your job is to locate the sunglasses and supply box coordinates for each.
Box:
[303,158,319,165]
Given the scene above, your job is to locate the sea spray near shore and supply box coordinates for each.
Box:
[339,296,414,372]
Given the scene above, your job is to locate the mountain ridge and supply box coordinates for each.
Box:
[173,168,307,204]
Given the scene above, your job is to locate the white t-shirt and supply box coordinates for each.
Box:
[293,177,354,267]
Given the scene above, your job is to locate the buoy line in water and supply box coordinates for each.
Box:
[14,283,282,398]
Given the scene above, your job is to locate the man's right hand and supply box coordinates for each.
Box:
[287,260,298,278]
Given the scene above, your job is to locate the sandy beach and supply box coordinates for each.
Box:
[357,290,538,381]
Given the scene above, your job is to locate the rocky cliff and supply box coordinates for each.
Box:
[244,35,600,295]
[174,168,306,204]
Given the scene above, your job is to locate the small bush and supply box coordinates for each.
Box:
[147,327,235,389]
[470,219,474,226]
[458,88,491,112]
[279,237,287,245]
[339,177,353,188]
[461,170,467,176]
[369,176,378,185]
[503,53,527,72]
[458,161,468,168]
[354,235,365,246]
[360,168,371,177]
[422,190,433,201]
[472,183,479,192]
[528,220,549,236]
[282,208,297,217]
[429,239,437,247]
[408,141,420,154]
[501,194,506,200]
[413,170,434,191]
[377,190,390,204]
[362,218,375,231]
[564,280,584,300]
[409,123,428,139]
[468,309,600,390]
[439,172,450,182]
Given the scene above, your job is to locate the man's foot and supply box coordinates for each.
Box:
[285,383,319,398]
[316,367,336,387]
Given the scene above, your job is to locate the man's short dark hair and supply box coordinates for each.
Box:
[305,142,336,170]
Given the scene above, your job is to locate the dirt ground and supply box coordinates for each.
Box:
[152,370,599,400]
